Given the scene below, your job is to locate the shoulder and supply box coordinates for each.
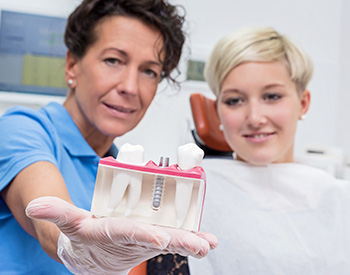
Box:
[0,104,63,191]
[1,104,53,133]
[0,102,66,141]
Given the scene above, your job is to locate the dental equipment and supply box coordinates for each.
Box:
[91,143,206,231]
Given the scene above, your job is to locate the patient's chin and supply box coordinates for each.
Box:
[236,154,276,166]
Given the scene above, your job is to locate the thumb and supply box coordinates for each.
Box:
[25,196,91,228]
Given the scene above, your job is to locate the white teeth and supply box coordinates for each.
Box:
[107,143,144,216]
[107,171,134,214]
[175,143,204,228]
[175,177,194,228]
[177,143,204,170]
[252,134,268,138]
[115,107,132,113]
[107,103,133,113]
[124,172,143,217]
[116,143,144,164]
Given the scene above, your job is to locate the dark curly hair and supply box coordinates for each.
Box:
[64,0,185,84]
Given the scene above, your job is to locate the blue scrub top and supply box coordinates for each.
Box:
[0,102,117,274]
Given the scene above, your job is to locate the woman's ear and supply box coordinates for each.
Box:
[214,99,219,116]
[65,51,78,88]
[299,89,311,118]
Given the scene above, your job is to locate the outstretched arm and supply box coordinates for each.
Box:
[1,161,72,262]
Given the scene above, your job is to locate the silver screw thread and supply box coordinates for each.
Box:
[151,156,169,211]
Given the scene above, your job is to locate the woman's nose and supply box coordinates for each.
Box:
[246,103,267,128]
[117,67,139,96]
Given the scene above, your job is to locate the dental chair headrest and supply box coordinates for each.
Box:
[190,93,233,157]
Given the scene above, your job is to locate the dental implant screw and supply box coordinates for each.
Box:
[152,156,169,211]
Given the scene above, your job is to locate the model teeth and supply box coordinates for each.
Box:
[175,143,204,228]
[107,143,144,216]
[177,143,204,170]
[115,143,144,164]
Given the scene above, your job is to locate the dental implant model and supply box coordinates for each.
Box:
[90,143,206,231]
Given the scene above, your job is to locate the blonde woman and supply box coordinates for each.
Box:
[189,27,350,274]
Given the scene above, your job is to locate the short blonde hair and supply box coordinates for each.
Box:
[205,27,313,97]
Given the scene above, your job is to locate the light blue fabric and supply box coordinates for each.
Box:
[0,102,117,274]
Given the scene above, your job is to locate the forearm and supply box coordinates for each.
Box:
[32,219,62,262]
[1,161,72,263]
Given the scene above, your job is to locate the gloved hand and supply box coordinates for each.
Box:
[26,196,218,275]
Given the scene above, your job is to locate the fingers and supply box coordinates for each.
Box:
[101,218,171,249]
[26,197,171,250]
[25,196,90,228]
[25,197,218,260]
[162,227,216,258]
[195,231,219,249]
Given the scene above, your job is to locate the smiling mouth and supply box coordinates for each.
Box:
[104,103,135,113]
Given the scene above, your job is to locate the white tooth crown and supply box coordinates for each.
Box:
[116,143,144,164]
[175,143,204,228]
[177,143,204,170]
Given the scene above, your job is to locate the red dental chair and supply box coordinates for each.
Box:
[189,93,233,157]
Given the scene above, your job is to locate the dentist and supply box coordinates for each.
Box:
[0,0,217,274]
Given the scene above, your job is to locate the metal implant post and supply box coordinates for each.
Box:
[152,156,169,210]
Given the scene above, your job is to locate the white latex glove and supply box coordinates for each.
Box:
[26,196,218,275]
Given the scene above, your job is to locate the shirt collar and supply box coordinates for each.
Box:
[44,102,98,157]
[104,143,119,158]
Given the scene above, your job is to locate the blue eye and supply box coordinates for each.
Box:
[263,93,282,102]
[224,97,244,106]
[144,68,158,79]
